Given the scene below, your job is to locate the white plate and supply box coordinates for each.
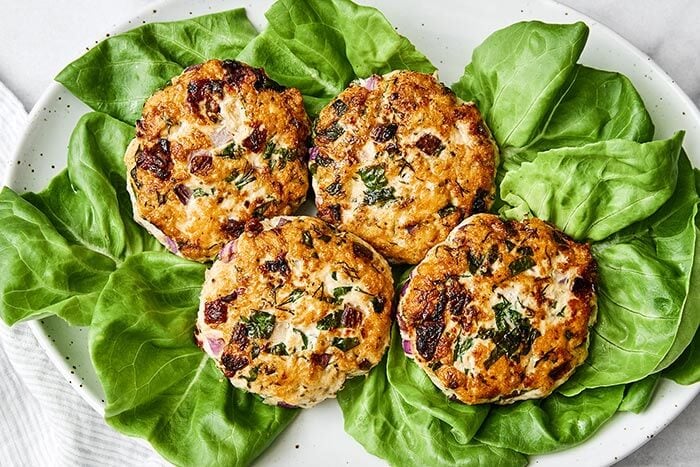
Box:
[6,0,698,465]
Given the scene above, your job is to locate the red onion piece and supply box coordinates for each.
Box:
[308,146,319,161]
[164,236,179,253]
[219,240,238,263]
[363,75,379,90]
[402,339,413,355]
[207,337,225,356]
[211,127,234,147]
[277,217,290,228]
[400,280,410,297]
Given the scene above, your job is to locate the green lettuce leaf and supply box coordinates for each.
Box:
[561,152,699,394]
[238,0,435,115]
[0,188,114,326]
[663,329,700,385]
[452,21,588,148]
[0,112,158,326]
[501,132,684,241]
[474,385,624,454]
[386,327,489,444]
[56,9,258,124]
[618,374,661,414]
[23,112,160,260]
[337,357,526,467]
[501,65,655,171]
[90,251,297,466]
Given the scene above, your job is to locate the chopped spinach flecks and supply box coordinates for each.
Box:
[269,342,288,356]
[453,332,474,362]
[467,251,484,275]
[370,296,384,313]
[192,187,209,198]
[325,178,344,196]
[317,121,344,141]
[332,286,353,302]
[226,165,256,189]
[332,337,360,351]
[301,230,314,248]
[242,311,276,339]
[317,311,342,330]
[253,199,275,218]
[358,165,395,205]
[263,141,297,170]
[241,366,259,382]
[358,164,389,190]
[509,255,536,276]
[293,329,308,350]
[220,141,243,158]
[438,204,457,218]
[279,288,305,306]
[478,296,540,369]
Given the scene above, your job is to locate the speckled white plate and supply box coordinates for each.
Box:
[5,0,699,465]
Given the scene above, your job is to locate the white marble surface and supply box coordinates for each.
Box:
[0,0,697,465]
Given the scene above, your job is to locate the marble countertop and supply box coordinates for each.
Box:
[0,0,697,465]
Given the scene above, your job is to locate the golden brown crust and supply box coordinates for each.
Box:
[125,60,311,262]
[195,216,394,408]
[311,70,498,264]
[397,214,597,404]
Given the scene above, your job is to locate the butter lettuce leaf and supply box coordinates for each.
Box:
[618,374,661,414]
[663,329,700,385]
[0,112,158,327]
[501,132,684,241]
[452,21,588,148]
[90,251,297,466]
[337,356,526,467]
[238,0,435,115]
[474,385,624,454]
[56,9,258,124]
[386,327,489,444]
[561,153,698,394]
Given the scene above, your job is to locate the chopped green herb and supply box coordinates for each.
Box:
[370,296,384,313]
[302,230,314,248]
[253,199,275,218]
[428,360,443,371]
[293,329,308,350]
[226,165,256,189]
[363,187,395,205]
[468,251,484,274]
[453,332,474,362]
[509,256,536,276]
[263,141,297,170]
[192,187,209,198]
[478,296,540,369]
[325,179,344,196]
[331,99,348,116]
[332,286,353,302]
[270,343,288,356]
[279,288,305,306]
[251,343,260,359]
[332,337,360,351]
[438,204,457,218]
[331,271,338,281]
[317,311,342,330]
[317,121,344,141]
[358,164,389,191]
[243,311,276,339]
[220,141,243,158]
[241,366,259,382]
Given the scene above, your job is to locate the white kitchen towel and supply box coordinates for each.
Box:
[0,81,164,467]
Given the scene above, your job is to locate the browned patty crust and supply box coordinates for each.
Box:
[125,59,311,262]
[195,216,394,408]
[398,214,597,404]
[311,70,499,264]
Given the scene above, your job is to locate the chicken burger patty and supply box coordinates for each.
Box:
[195,216,394,408]
[397,214,597,404]
[126,59,311,262]
[311,70,498,264]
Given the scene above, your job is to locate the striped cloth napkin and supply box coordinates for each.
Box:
[0,80,164,466]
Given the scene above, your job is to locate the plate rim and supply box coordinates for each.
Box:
[5,0,697,463]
